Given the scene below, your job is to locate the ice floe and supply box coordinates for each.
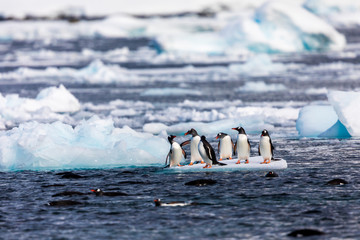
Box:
[237,81,287,92]
[0,116,169,171]
[296,90,359,137]
[0,85,80,128]
[141,88,202,96]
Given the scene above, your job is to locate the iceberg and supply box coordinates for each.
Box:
[0,116,169,171]
[296,90,359,138]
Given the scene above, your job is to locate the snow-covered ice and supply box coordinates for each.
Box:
[0,116,169,171]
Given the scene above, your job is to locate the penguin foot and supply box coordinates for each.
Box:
[229,157,232,160]
[260,159,270,164]
[203,164,208,169]
[177,164,184,167]
[219,158,223,161]
[236,160,241,164]
[201,161,205,164]
[245,160,249,164]
[189,162,193,166]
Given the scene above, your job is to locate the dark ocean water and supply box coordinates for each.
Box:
[0,27,360,239]
[1,138,359,239]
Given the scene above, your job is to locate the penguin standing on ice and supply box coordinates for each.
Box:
[166,135,186,167]
[258,129,274,164]
[182,128,204,165]
[198,136,226,168]
[215,132,234,161]
[232,127,250,164]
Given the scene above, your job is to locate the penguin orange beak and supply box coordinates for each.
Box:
[184,132,189,135]
[90,189,96,192]
[232,128,237,130]
[215,136,219,139]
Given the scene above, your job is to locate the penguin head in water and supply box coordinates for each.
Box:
[91,189,103,195]
[168,135,176,144]
[154,199,162,206]
[215,132,228,139]
[261,129,270,137]
[185,128,198,137]
[232,127,246,135]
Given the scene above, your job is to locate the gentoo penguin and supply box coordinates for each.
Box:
[215,132,234,161]
[166,135,186,167]
[154,199,196,207]
[232,127,250,164]
[182,128,204,165]
[198,136,226,168]
[91,189,128,196]
[258,129,274,164]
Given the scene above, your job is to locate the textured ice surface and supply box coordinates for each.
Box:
[0,116,169,171]
[0,85,80,128]
[297,90,360,137]
[141,88,202,96]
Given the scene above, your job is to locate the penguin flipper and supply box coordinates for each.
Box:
[247,139,251,151]
[258,145,261,155]
[182,148,186,159]
[270,138,274,156]
[180,140,190,147]
[165,150,171,166]
[217,141,220,154]
[233,141,237,155]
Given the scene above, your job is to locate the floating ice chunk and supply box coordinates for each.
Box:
[36,84,80,113]
[237,81,287,92]
[143,123,169,135]
[222,1,346,53]
[327,90,360,136]
[296,105,338,137]
[144,118,273,136]
[141,88,202,96]
[304,0,360,27]
[0,116,169,171]
[229,54,287,75]
[0,85,79,127]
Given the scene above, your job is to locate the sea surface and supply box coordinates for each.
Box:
[0,23,360,240]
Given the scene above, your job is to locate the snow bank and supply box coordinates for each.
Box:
[0,85,80,128]
[0,116,169,171]
[296,90,360,138]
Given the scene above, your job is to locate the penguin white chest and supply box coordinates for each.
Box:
[190,136,202,162]
[260,136,272,159]
[237,134,250,159]
[219,136,232,159]
[170,142,183,167]
[198,141,211,165]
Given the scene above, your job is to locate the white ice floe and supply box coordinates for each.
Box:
[296,90,360,137]
[141,88,202,96]
[0,1,346,54]
[0,116,169,171]
[0,60,142,84]
[304,0,360,27]
[237,81,287,92]
[0,85,80,128]
[229,54,288,76]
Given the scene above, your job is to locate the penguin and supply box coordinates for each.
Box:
[258,129,274,164]
[91,189,128,196]
[166,135,186,167]
[182,128,204,165]
[198,136,226,168]
[154,199,196,207]
[215,132,234,161]
[232,127,250,164]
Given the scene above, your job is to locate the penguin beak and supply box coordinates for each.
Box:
[215,135,219,139]
[231,128,237,130]
[90,189,96,192]
[184,132,189,136]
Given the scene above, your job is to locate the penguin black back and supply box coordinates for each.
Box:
[201,136,226,166]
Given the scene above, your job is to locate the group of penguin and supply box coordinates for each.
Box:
[165,127,274,168]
